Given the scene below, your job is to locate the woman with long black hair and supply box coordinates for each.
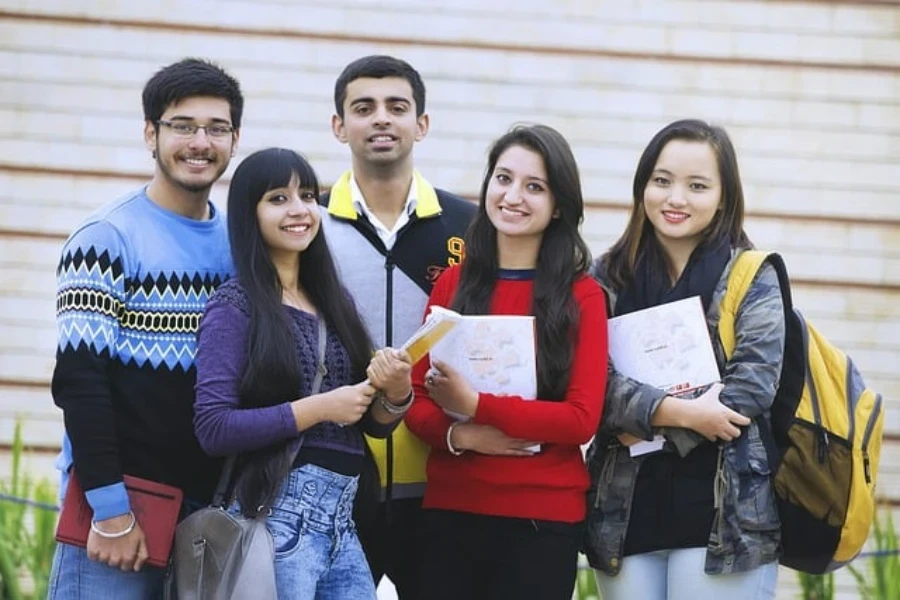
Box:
[405,124,609,600]
[194,147,412,599]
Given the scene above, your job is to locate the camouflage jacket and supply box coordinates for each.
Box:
[583,249,785,575]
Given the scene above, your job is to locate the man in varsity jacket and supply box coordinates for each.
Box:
[321,55,475,598]
[48,58,243,598]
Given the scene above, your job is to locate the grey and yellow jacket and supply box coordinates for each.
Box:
[584,249,785,575]
[319,171,475,501]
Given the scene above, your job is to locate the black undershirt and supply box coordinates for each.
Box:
[293,446,365,477]
[623,441,719,556]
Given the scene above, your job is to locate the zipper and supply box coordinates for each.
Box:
[861,394,883,485]
[799,318,830,464]
[845,355,857,446]
[800,318,823,431]
[384,250,394,346]
[383,250,396,518]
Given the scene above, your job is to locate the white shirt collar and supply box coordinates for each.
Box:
[350,174,418,249]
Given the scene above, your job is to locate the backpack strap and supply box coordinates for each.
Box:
[719,250,795,362]
[720,250,768,360]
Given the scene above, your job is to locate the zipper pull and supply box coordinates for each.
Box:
[863,449,872,485]
[817,429,829,464]
[384,251,395,271]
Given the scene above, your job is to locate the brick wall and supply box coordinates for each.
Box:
[1,1,897,597]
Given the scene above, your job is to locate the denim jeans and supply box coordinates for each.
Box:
[47,541,167,599]
[595,547,778,600]
[266,463,376,600]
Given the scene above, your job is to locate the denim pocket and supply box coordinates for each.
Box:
[267,504,306,557]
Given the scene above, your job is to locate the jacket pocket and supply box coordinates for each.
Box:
[734,439,780,532]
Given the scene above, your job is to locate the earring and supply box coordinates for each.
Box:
[151,150,157,159]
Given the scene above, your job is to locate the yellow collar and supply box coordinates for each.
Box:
[326,170,442,220]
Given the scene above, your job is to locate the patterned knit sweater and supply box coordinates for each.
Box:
[52,187,233,520]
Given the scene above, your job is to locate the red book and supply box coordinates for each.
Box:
[55,472,183,568]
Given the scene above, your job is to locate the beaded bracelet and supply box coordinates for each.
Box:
[379,389,414,416]
[90,511,136,539]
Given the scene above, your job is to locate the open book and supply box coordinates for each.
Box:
[427,306,540,453]
[608,296,720,456]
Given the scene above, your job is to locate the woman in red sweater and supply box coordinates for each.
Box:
[405,124,609,599]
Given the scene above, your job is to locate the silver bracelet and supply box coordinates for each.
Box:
[90,510,136,539]
[446,421,465,456]
[379,389,414,416]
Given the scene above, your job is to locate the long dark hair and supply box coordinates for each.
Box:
[600,119,752,289]
[452,124,590,400]
[226,147,373,514]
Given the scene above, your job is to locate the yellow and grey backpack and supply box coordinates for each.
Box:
[719,250,885,574]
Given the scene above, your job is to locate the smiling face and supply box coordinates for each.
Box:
[643,139,722,256]
[256,173,321,262]
[485,145,557,245]
[144,95,238,194]
[331,76,428,173]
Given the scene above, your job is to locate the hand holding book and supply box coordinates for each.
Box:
[423,358,480,418]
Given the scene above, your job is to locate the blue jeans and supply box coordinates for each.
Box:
[46,541,166,599]
[266,463,376,600]
[595,547,778,600]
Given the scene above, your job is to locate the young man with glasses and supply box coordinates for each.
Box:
[321,55,475,599]
[47,58,243,598]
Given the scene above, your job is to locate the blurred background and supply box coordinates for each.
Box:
[0,0,897,597]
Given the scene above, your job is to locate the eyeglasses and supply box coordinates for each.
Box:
[157,120,235,139]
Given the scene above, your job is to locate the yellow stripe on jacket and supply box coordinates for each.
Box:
[365,422,429,500]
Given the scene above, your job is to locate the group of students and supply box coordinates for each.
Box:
[48,53,784,600]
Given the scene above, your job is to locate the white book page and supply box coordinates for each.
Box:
[429,308,539,453]
[607,296,720,457]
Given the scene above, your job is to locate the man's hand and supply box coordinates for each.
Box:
[86,514,148,572]
[451,423,538,457]
[367,348,413,400]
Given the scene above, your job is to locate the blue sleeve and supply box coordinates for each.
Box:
[52,221,131,518]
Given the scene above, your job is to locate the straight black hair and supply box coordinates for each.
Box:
[226,147,373,514]
[452,124,590,400]
[143,57,244,129]
[334,55,426,118]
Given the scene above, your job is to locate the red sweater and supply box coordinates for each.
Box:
[405,265,608,523]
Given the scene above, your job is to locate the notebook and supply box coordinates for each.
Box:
[55,472,183,568]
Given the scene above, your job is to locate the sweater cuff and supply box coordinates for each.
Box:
[85,482,131,521]
[472,392,499,426]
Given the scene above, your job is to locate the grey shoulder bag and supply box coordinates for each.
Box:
[168,317,328,600]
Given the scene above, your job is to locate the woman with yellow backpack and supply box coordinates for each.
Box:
[583,119,784,600]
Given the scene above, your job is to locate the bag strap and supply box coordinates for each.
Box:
[211,316,329,508]
[718,250,794,361]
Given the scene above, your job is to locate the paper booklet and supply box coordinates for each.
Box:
[427,306,540,453]
[607,296,720,457]
[401,305,461,366]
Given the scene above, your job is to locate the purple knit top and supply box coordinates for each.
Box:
[193,279,395,463]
